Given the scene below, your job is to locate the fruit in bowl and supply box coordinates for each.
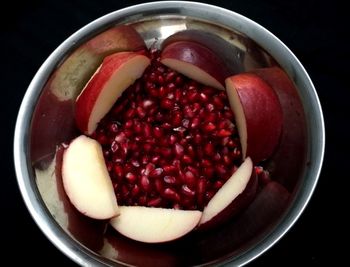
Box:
[59,26,286,243]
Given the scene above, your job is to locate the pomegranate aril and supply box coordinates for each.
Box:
[174,143,184,158]
[149,168,164,179]
[160,147,172,158]
[131,184,140,197]
[205,103,215,112]
[203,167,214,179]
[183,170,196,188]
[163,188,180,202]
[140,175,151,192]
[182,185,196,197]
[154,178,163,193]
[114,165,124,178]
[203,122,216,132]
[136,106,146,118]
[110,141,119,153]
[151,155,160,164]
[213,95,224,109]
[108,123,119,133]
[165,71,176,82]
[166,82,176,91]
[199,92,209,102]
[175,76,183,85]
[125,172,137,184]
[148,197,162,207]
[217,129,232,137]
[163,165,177,175]
[153,126,163,138]
[172,112,182,127]
[182,154,193,164]
[190,117,200,129]
[204,142,215,156]
[164,175,177,185]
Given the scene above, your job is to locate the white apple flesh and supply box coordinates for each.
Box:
[225,73,283,163]
[110,206,202,243]
[75,51,150,135]
[198,157,257,230]
[62,135,119,219]
[160,41,230,90]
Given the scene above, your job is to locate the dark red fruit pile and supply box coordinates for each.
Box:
[92,51,242,210]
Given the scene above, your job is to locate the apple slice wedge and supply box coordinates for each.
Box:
[50,25,146,101]
[110,206,202,243]
[198,157,257,230]
[62,135,119,219]
[160,41,230,90]
[75,51,150,135]
[226,73,283,163]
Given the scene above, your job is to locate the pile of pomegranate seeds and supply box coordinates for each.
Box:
[92,51,242,210]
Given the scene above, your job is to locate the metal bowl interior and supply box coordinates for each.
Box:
[14,1,324,266]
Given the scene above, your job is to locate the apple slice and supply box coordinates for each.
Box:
[160,41,230,90]
[110,206,202,243]
[226,73,283,163]
[253,67,307,190]
[198,157,257,230]
[50,25,146,101]
[161,29,244,75]
[75,51,150,135]
[62,135,119,219]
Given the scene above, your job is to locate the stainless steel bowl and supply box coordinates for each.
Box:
[14,1,324,266]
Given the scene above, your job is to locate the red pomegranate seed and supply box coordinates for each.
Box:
[165,71,176,82]
[113,165,124,178]
[162,165,175,174]
[140,175,151,192]
[182,185,196,197]
[149,168,164,179]
[203,122,216,132]
[163,188,180,202]
[181,154,192,164]
[199,92,209,102]
[164,175,177,185]
[217,129,232,137]
[183,170,196,188]
[174,143,184,158]
[131,184,140,197]
[148,197,162,207]
[125,172,137,184]
[204,142,215,156]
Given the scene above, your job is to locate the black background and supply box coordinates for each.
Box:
[2,0,346,266]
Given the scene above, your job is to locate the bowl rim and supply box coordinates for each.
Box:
[13,1,325,266]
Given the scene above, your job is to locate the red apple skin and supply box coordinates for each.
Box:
[160,41,231,89]
[193,181,290,260]
[30,25,145,167]
[161,29,244,75]
[197,171,258,231]
[253,67,307,191]
[226,73,283,163]
[75,52,150,134]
